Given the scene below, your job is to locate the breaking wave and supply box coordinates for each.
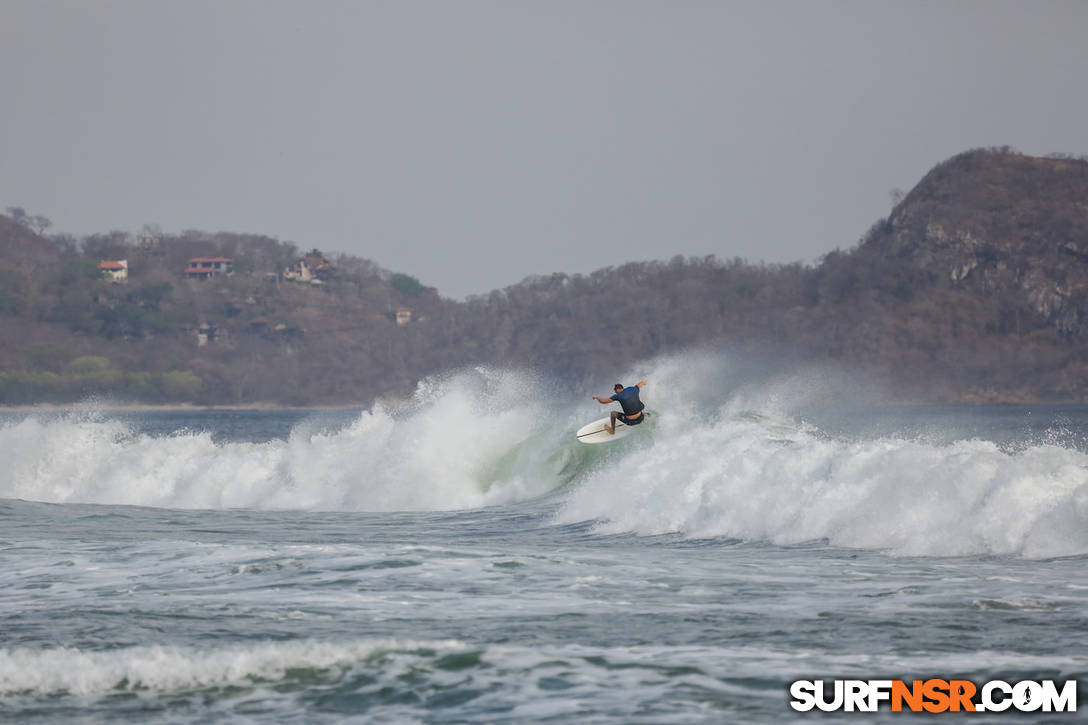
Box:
[555,355,1088,558]
[0,368,569,512]
[0,638,463,697]
[556,410,1088,558]
[3,353,1088,557]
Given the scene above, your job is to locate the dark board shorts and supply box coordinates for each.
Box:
[617,413,644,426]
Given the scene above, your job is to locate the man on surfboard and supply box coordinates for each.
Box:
[593,379,648,434]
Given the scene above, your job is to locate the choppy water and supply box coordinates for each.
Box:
[2,358,1087,722]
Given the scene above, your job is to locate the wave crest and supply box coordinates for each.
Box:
[556,409,1088,558]
[0,368,561,512]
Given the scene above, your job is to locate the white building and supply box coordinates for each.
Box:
[98,259,128,282]
[185,257,233,279]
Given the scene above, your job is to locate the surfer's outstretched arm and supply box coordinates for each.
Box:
[635,379,648,388]
[592,395,613,404]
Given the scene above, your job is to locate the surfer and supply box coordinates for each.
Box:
[593,379,648,434]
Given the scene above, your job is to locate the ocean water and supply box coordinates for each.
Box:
[1,359,1087,723]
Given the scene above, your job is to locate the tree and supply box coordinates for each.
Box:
[21,342,71,372]
[30,215,52,235]
[3,207,50,235]
[80,231,132,260]
[162,370,203,399]
[130,282,173,308]
[391,272,427,296]
[5,206,29,226]
[58,258,102,284]
[65,356,113,376]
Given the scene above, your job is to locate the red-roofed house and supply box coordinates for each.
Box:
[184,257,233,279]
[98,259,128,282]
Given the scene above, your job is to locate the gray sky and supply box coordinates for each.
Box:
[2,1,1086,298]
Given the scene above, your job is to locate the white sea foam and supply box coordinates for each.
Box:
[0,639,463,696]
[0,367,563,512]
[548,353,1085,557]
[4,356,1088,558]
[5,637,1080,701]
[556,400,1088,558]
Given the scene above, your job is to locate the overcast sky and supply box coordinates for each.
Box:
[2,1,1086,298]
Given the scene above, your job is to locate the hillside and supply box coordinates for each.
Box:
[878,149,1088,337]
[2,148,1088,406]
[813,148,1088,401]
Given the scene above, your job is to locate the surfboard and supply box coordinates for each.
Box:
[576,416,637,444]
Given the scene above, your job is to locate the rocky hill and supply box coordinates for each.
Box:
[801,148,1088,401]
[878,149,1088,336]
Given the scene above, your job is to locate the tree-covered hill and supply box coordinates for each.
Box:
[3,147,1088,406]
[807,148,1088,401]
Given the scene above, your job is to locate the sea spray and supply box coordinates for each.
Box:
[555,408,1088,558]
[4,355,1088,558]
[0,368,566,512]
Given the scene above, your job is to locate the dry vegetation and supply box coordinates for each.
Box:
[3,148,1088,406]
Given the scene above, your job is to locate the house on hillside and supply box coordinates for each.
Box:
[184,257,233,279]
[283,255,334,284]
[192,322,228,347]
[395,307,413,326]
[98,259,128,282]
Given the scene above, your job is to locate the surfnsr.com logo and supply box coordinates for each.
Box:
[790,679,1078,713]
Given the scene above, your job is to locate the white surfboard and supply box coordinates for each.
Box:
[575,416,637,444]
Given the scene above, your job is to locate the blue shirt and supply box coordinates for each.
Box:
[610,386,644,416]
